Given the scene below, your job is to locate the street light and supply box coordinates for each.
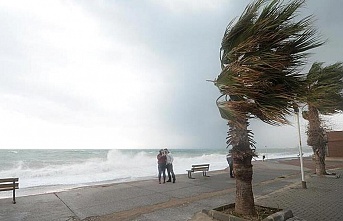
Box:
[294,106,307,189]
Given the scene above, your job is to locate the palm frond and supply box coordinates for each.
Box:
[305,62,343,114]
[215,0,323,127]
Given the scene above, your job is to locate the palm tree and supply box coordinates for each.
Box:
[214,0,323,216]
[302,62,343,175]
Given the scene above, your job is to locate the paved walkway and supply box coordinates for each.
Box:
[255,170,342,221]
[0,159,342,221]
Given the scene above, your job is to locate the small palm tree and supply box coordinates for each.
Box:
[302,62,343,175]
[214,0,323,216]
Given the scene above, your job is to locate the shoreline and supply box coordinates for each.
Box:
[2,156,342,200]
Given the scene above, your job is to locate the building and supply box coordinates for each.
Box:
[327,131,343,157]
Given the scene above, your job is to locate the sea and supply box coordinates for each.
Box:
[0,147,313,199]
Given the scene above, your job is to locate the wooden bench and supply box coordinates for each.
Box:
[187,164,210,179]
[0,178,19,204]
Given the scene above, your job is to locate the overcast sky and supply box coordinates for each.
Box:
[0,0,342,149]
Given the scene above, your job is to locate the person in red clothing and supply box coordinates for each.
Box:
[157,149,167,184]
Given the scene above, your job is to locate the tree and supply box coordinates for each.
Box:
[302,62,343,175]
[213,0,323,216]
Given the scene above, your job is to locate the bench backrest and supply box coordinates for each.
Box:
[0,178,19,192]
[192,164,210,168]
[191,164,210,171]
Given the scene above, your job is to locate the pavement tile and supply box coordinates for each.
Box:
[256,168,343,221]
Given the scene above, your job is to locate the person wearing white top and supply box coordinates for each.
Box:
[164,148,176,183]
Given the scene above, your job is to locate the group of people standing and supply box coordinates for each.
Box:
[157,148,176,184]
[158,149,235,183]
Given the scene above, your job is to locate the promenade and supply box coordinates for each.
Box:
[0,158,342,221]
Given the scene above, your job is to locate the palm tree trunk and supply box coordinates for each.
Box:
[234,154,254,215]
[228,118,255,215]
[314,148,326,175]
[307,105,327,175]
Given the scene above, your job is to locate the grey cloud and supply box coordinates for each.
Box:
[0,0,341,149]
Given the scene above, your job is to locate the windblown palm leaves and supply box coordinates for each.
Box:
[304,62,343,114]
[302,62,343,174]
[216,0,323,133]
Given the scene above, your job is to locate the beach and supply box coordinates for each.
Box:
[1,157,342,221]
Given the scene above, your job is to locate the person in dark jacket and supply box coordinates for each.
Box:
[226,153,234,178]
[157,149,167,184]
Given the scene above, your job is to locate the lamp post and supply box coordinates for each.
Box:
[294,106,307,189]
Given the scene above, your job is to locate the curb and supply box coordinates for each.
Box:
[202,208,294,221]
